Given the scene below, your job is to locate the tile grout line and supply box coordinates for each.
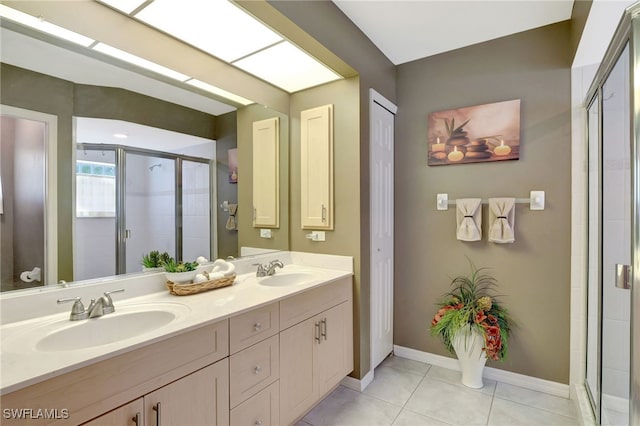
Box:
[491,395,580,420]
[386,362,433,425]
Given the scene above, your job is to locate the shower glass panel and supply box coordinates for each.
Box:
[0,116,45,291]
[182,160,211,262]
[125,153,176,274]
[586,94,601,418]
[600,44,631,426]
[74,149,117,281]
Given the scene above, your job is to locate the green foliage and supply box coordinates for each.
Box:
[430,261,512,361]
[142,250,172,268]
[163,258,198,273]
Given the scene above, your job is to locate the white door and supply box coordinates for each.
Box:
[370,90,396,369]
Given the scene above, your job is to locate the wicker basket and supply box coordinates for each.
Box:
[166,274,236,296]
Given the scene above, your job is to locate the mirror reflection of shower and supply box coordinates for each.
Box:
[74,118,215,281]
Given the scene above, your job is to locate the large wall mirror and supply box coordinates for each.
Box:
[0,20,290,292]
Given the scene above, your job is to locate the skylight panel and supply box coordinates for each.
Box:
[135,0,283,62]
[233,41,341,93]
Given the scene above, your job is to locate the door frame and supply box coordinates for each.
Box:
[369,88,398,377]
[0,104,58,286]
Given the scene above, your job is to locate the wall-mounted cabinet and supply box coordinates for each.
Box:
[300,104,334,230]
[253,117,280,228]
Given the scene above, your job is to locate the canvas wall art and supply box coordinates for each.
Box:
[427,99,521,166]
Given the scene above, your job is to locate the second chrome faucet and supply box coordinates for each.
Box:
[253,260,284,277]
[57,289,125,321]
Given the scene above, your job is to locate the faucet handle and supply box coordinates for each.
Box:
[102,288,125,314]
[57,296,88,321]
[252,263,267,277]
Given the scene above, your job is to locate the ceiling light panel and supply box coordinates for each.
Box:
[93,42,190,81]
[135,0,283,62]
[97,0,147,15]
[233,41,341,93]
[186,79,253,106]
[0,5,95,46]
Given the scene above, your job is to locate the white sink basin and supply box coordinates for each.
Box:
[258,271,315,287]
[4,303,190,353]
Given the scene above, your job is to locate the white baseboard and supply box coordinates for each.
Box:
[341,370,374,392]
[393,345,570,398]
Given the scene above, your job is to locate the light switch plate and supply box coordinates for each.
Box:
[530,191,545,210]
[437,193,449,210]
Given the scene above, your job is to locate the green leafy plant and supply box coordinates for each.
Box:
[430,262,512,361]
[442,117,470,138]
[163,258,199,273]
[141,250,172,268]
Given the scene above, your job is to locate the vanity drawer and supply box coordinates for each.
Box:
[230,302,279,354]
[230,381,279,426]
[280,277,351,330]
[229,334,279,408]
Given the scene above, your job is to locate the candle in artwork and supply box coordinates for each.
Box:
[494,139,512,156]
[447,146,464,162]
[432,136,445,152]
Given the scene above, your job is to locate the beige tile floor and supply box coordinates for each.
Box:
[296,355,581,426]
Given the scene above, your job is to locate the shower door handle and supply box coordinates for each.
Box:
[615,264,631,290]
[125,229,132,239]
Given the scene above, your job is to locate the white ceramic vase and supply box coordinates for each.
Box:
[451,324,488,389]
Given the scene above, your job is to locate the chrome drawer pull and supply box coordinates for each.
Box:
[254,365,262,374]
[153,402,161,426]
[315,321,321,343]
[255,420,262,426]
[132,412,142,425]
[321,318,327,340]
[254,322,262,331]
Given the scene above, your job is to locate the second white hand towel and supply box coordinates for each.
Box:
[488,198,515,243]
[456,198,482,241]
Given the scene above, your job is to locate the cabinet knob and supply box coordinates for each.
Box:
[255,420,263,426]
[254,322,262,331]
[254,365,262,374]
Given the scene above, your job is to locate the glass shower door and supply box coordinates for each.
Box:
[600,44,631,426]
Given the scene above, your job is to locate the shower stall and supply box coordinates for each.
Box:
[584,4,639,425]
[75,144,213,280]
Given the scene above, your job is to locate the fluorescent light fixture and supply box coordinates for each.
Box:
[135,0,283,62]
[93,42,190,82]
[0,5,94,46]
[186,79,252,106]
[233,41,341,93]
[96,0,147,15]
[112,133,128,139]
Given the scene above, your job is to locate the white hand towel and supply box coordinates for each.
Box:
[488,198,515,243]
[456,198,482,241]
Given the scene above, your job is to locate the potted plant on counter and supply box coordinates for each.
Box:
[163,259,199,284]
[141,250,172,272]
[430,262,512,388]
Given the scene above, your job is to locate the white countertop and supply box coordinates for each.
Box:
[0,262,352,395]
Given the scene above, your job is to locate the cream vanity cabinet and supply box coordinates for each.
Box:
[300,104,334,230]
[1,321,229,426]
[252,117,280,228]
[279,277,353,425]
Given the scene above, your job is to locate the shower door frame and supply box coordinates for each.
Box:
[584,3,640,424]
[78,144,214,275]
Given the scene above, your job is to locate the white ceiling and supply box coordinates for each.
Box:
[332,0,575,65]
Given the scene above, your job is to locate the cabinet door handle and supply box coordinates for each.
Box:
[321,318,327,340]
[153,402,161,426]
[254,322,262,331]
[321,204,326,222]
[253,207,257,221]
[315,321,321,343]
[254,365,262,374]
[132,412,142,425]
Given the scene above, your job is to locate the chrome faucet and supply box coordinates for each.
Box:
[253,263,268,277]
[57,289,124,321]
[266,260,284,276]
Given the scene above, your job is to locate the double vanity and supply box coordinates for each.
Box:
[0,252,353,425]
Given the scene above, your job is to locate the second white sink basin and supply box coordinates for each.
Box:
[258,271,315,287]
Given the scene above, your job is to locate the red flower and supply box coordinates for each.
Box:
[482,325,502,360]
[431,304,464,326]
[475,311,487,324]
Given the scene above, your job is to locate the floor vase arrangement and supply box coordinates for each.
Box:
[430,261,512,389]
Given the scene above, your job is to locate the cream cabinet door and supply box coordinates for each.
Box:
[316,302,354,396]
[253,117,280,228]
[300,104,333,229]
[144,359,229,426]
[82,398,143,426]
